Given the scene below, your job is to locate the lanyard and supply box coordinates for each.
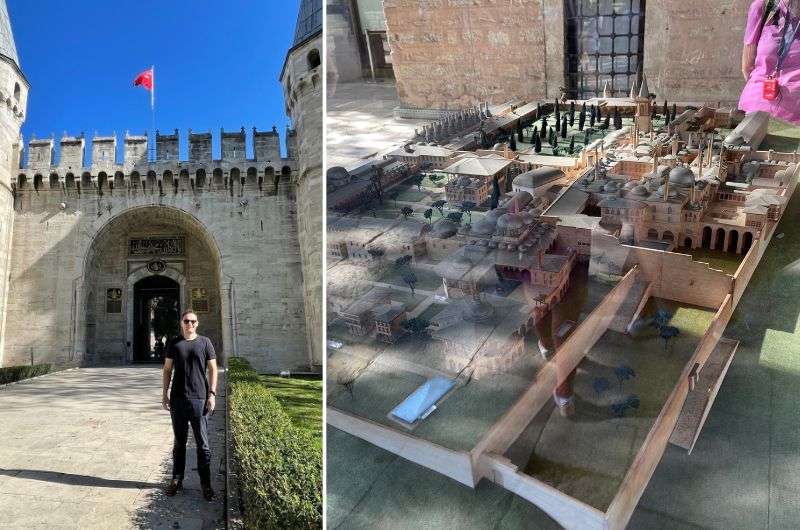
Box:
[776,15,800,73]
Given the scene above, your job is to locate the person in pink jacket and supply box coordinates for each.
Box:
[740,0,800,124]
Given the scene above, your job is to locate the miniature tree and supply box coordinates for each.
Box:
[460,201,476,223]
[509,134,517,151]
[402,317,430,337]
[578,107,586,131]
[671,103,677,122]
[662,100,669,118]
[597,105,603,120]
[536,103,542,119]
[395,254,413,269]
[423,208,433,224]
[660,325,680,350]
[516,121,524,142]
[337,371,358,399]
[584,130,590,145]
[412,174,424,191]
[554,100,560,124]
[590,107,596,128]
[432,199,447,216]
[614,365,636,391]
[569,101,576,124]
[402,270,418,296]
[446,211,463,224]
[531,126,539,143]
[367,247,385,260]
[652,308,673,329]
[490,175,501,209]
[400,206,413,219]
[553,146,560,156]
[561,115,568,138]
[534,134,542,153]
[613,106,622,130]
[603,116,611,130]
[540,116,548,137]
[568,135,575,154]
[593,377,611,397]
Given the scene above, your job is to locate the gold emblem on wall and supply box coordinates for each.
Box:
[191,287,209,313]
[106,288,122,314]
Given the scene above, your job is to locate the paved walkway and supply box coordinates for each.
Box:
[0,367,225,529]
[326,81,427,170]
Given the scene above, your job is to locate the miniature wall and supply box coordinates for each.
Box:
[328,408,476,487]
[3,179,310,373]
[623,246,732,309]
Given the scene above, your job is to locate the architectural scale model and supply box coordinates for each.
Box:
[326,75,798,529]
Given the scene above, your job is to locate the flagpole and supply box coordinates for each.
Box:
[150,65,155,161]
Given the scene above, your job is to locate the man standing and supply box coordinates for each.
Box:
[162,309,218,501]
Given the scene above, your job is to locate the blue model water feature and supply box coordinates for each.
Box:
[389,376,456,425]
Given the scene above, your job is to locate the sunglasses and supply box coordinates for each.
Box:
[183,319,198,325]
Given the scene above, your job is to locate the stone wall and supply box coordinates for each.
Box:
[643,0,751,104]
[376,0,750,109]
[383,0,563,109]
[4,151,310,373]
[282,35,324,368]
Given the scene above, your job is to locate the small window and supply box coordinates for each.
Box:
[307,49,320,69]
[13,83,20,102]
[191,288,210,313]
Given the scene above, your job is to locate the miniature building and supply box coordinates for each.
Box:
[374,302,407,343]
[442,154,514,206]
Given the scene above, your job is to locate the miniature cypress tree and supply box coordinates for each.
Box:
[584,130,590,145]
[613,106,622,130]
[604,115,611,129]
[553,146,560,156]
[561,115,568,138]
[578,105,586,130]
[662,100,669,118]
[569,106,575,127]
[590,107,596,128]
[490,175,501,209]
[509,134,517,151]
[570,101,575,115]
[597,105,603,120]
[540,117,548,138]
[671,103,677,122]
[537,103,542,119]
[569,135,575,154]
[534,134,542,153]
[555,113,561,133]
[554,100,560,124]
[532,126,539,143]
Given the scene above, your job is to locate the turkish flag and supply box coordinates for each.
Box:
[133,68,153,90]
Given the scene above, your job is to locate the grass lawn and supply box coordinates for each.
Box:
[260,375,323,440]
[684,247,742,275]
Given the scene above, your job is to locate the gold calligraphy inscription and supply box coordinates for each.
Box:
[129,237,185,256]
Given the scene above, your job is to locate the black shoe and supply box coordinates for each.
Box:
[201,483,215,502]
[165,479,182,496]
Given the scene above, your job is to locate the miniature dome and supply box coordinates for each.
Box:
[326,166,350,187]
[623,180,639,190]
[496,213,524,231]
[654,184,679,198]
[668,166,695,186]
[519,211,535,225]
[432,219,459,238]
[603,181,619,193]
[492,143,506,151]
[742,161,760,180]
[630,185,650,197]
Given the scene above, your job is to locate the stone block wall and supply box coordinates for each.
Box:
[4,144,310,373]
[383,0,564,109]
[644,0,752,104]
[375,0,751,109]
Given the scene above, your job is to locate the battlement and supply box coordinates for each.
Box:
[22,127,293,170]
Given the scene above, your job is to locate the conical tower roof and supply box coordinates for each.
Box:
[0,0,18,67]
[292,0,322,47]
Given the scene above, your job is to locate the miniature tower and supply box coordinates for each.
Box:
[634,74,652,134]
[280,0,322,370]
[0,0,26,365]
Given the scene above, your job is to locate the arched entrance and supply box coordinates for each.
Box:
[80,206,225,365]
[133,275,180,362]
[702,226,712,248]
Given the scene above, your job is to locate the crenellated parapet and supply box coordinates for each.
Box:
[12,127,297,193]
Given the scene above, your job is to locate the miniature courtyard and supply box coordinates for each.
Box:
[328,79,800,527]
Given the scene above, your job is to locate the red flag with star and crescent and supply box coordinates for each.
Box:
[133,66,154,109]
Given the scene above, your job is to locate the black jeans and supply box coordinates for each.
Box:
[170,397,211,484]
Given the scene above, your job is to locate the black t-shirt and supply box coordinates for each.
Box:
[166,335,216,401]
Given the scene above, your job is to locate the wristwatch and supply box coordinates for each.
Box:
[209,390,216,396]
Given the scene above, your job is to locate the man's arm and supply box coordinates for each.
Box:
[162,358,173,411]
[206,359,218,414]
[742,43,757,81]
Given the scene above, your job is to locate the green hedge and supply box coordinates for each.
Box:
[228,357,322,529]
[0,364,51,385]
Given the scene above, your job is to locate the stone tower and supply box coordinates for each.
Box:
[280,0,322,368]
[0,1,27,364]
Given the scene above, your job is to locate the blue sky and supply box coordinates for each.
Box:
[8,0,300,162]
